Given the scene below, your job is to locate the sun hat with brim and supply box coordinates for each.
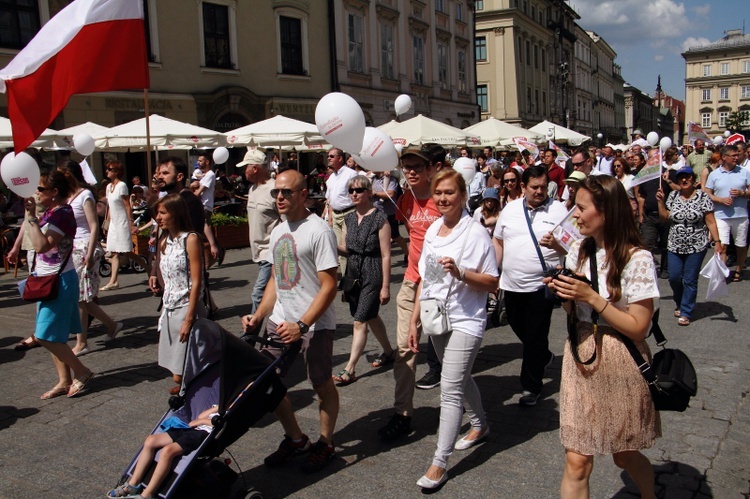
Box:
[563,171,587,184]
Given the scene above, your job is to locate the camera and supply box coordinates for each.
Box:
[545,267,592,286]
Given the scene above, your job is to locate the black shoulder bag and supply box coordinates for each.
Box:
[573,250,698,411]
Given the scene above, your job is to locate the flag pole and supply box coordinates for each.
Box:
[144,89,152,185]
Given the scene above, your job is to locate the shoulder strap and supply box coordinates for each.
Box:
[443,216,472,302]
[523,202,548,273]
[567,250,598,365]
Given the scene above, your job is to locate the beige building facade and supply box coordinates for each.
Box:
[682,29,750,141]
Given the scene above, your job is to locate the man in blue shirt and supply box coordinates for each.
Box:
[705,145,750,281]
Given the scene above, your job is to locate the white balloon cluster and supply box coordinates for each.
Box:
[315,92,413,172]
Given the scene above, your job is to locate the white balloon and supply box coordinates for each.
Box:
[213,147,229,164]
[659,137,672,151]
[646,131,659,146]
[315,92,366,153]
[724,130,731,137]
[394,94,412,116]
[453,157,476,187]
[1,152,40,198]
[358,127,398,172]
[73,133,95,156]
[713,136,724,146]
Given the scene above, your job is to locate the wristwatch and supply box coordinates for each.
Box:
[297,320,310,335]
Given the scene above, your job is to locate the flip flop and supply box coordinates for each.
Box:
[673,309,681,318]
[678,317,690,326]
[40,386,70,400]
[67,371,95,398]
[14,337,40,351]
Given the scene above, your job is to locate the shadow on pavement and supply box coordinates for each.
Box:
[613,460,710,498]
[0,406,40,431]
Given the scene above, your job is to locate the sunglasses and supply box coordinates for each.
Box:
[106,168,116,172]
[348,187,367,194]
[572,160,587,168]
[402,164,426,173]
[270,188,301,198]
[328,154,339,158]
[37,186,51,192]
[503,178,516,183]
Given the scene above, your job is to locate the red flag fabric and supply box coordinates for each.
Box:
[0,0,150,153]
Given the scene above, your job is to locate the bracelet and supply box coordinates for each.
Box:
[27,217,39,225]
[458,268,466,281]
[598,301,609,314]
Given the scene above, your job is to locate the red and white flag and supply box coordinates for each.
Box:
[686,122,711,145]
[0,0,150,153]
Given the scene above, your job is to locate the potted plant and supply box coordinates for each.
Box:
[211,212,249,249]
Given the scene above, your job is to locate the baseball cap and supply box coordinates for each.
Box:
[400,147,430,164]
[482,188,499,201]
[675,166,694,177]
[563,171,587,184]
[236,148,267,167]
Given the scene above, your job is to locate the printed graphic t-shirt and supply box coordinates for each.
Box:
[397,190,441,283]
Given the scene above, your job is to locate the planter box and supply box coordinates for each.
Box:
[133,235,149,256]
[213,224,249,249]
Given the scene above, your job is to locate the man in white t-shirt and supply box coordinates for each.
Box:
[595,146,614,175]
[493,165,567,407]
[195,154,216,212]
[237,148,281,314]
[324,148,358,269]
[242,169,339,473]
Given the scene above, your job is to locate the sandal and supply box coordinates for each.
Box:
[372,351,396,368]
[107,482,144,498]
[67,371,95,398]
[678,317,690,326]
[332,369,357,385]
[14,336,40,351]
[733,271,743,282]
[40,386,70,400]
[674,309,681,318]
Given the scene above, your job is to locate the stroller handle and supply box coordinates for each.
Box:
[240,333,288,351]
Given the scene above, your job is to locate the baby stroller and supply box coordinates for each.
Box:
[108,319,288,499]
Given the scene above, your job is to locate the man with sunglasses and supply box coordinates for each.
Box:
[242,169,340,473]
[324,148,358,269]
[237,148,281,315]
[378,147,442,441]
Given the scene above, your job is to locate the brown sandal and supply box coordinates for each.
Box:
[14,336,40,351]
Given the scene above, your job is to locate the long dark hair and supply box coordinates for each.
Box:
[575,175,645,302]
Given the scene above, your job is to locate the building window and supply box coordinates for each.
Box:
[475,0,484,10]
[526,40,530,66]
[719,111,729,127]
[542,92,547,114]
[742,85,750,99]
[720,62,729,75]
[701,112,711,128]
[702,64,711,77]
[438,43,449,90]
[517,36,522,63]
[534,45,539,69]
[477,84,488,112]
[456,2,463,21]
[279,16,304,75]
[535,89,539,114]
[541,48,545,71]
[475,36,486,62]
[458,49,467,93]
[702,88,711,101]
[720,87,729,100]
[348,13,364,73]
[413,35,424,85]
[526,86,532,112]
[744,61,750,73]
[380,23,394,80]
[436,0,444,13]
[202,2,232,68]
[0,0,40,50]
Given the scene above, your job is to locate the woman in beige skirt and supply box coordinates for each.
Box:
[546,175,661,499]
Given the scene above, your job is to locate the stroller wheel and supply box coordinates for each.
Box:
[132,259,147,273]
[498,310,508,327]
[245,490,263,499]
[99,260,112,278]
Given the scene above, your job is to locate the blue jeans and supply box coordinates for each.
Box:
[250,260,272,314]
[667,250,707,319]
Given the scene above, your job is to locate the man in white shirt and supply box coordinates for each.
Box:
[195,154,216,213]
[324,148,358,269]
[493,165,567,406]
[595,146,614,175]
[242,169,339,473]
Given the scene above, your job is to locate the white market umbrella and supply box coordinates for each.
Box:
[0,116,58,149]
[93,114,227,151]
[377,120,400,134]
[463,118,545,147]
[529,120,591,146]
[51,121,111,150]
[385,114,480,148]
[225,115,325,148]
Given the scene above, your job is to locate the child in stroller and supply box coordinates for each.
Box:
[107,405,220,498]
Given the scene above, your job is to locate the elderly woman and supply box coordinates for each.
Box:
[333,175,395,385]
[657,167,722,325]
[408,169,499,489]
[25,170,95,398]
[546,175,660,499]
